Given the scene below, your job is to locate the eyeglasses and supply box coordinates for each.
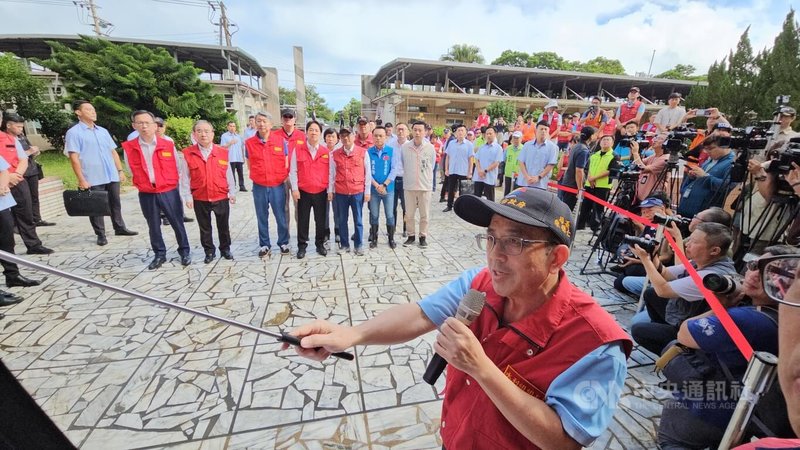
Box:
[758,255,800,306]
[475,233,555,256]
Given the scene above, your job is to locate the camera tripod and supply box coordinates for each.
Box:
[735,185,799,263]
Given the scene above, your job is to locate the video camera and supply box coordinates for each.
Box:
[652,214,691,228]
[622,235,659,253]
[702,273,743,295]
[720,126,771,151]
[765,137,800,175]
[664,126,697,155]
[618,133,651,150]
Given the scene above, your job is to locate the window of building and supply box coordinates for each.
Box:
[407,105,427,113]
[223,93,235,111]
[445,107,466,115]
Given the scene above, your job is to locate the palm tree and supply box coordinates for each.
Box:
[440,44,485,64]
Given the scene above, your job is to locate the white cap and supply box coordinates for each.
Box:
[544,99,559,110]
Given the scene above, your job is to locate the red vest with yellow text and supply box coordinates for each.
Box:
[121,137,179,194]
[294,143,330,194]
[332,146,367,195]
[0,132,20,173]
[618,100,642,124]
[182,144,230,202]
[440,268,632,449]
[245,133,289,187]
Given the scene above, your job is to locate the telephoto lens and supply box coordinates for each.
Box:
[702,273,741,295]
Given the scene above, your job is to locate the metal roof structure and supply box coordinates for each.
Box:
[0,34,266,78]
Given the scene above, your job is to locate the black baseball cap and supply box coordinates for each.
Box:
[3,112,24,123]
[338,128,352,136]
[281,108,295,118]
[668,92,683,100]
[357,117,368,125]
[454,188,574,246]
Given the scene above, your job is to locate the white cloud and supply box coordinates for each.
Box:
[0,0,794,109]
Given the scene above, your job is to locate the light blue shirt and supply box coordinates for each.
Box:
[127,130,139,141]
[418,268,628,447]
[473,142,504,185]
[445,139,473,176]
[220,131,245,162]
[517,139,559,189]
[0,157,17,212]
[243,127,257,139]
[64,122,120,186]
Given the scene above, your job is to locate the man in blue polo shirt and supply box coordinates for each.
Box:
[0,155,42,311]
[472,126,503,201]
[442,124,473,212]
[220,121,247,192]
[517,120,559,190]
[366,126,400,249]
[64,100,138,246]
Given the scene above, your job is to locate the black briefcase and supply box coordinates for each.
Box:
[62,189,111,217]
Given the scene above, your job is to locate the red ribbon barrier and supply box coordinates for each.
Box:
[548,182,755,361]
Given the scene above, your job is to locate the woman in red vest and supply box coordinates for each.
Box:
[182,120,237,264]
[290,121,330,259]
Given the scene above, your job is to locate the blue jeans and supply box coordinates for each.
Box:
[368,189,395,226]
[622,276,647,296]
[252,182,289,248]
[334,193,364,249]
[138,188,190,258]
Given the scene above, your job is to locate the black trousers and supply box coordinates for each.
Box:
[23,174,42,223]
[230,162,245,189]
[89,182,126,237]
[10,180,42,250]
[577,186,610,230]
[0,209,19,280]
[297,190,327,249]
[194,198,231,255]
[446,174,467,208]
[503,177,518,197]
[560,189,578,212]
[473,181,495,201]
[139,189,190,258]
[393,177,406,232]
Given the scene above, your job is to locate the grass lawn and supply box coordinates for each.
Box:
[37,150,132,190]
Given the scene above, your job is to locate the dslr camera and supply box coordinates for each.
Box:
[702,273,743,295]
[622,235,659,254]
[652,214,691,228]
[618,132,651,150]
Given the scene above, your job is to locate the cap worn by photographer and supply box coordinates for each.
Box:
[780,106,797,116]
[453,188,574,246]
[640,197,664,208]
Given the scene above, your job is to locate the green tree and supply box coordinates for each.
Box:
[486,100,517,125]
[527,51,569,70]
[491,50,530,67]
[337,98,361,128]
[0,53,73,150]
[753,10,800,119]
[723,27,758,125]
[279,85,334,123]
[655,64,697,80]
[164,116,195,150]
[440,44,485,64]
[578,57,626,75]
[38,36,232,143]
[279,86,296,106]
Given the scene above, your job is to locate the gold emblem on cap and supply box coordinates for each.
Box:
[555,216,571,238]
[500,198,526,208]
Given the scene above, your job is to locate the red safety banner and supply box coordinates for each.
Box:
[549,182,755,361]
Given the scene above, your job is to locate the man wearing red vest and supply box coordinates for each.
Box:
[287,188,632,449]
[538,100,561,142]
[182,120,237,264]
[289,120,330,259]
[329,128,371,256]
[354,117,374,149]
[245,112,291,258]
[122,110,191,270]
[616,87,645,133]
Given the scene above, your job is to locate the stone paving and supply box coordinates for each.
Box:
[0,185,664,449]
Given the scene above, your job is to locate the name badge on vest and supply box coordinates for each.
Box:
[273,146,282,152]
[296,140,303,145]
[161,152,172,157]
[218,160,228,165]
[322,154,329,159]
[503,365,545,399]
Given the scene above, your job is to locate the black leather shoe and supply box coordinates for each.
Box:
[27,245,54,255]
[439,198,446,203]
[220,250,234,260]
[442,207,452,212]
[296,248,306,259]
[180,255,192,266]
[316,245,327,256]
[0,290,23,303]
[115,229,139,236]
[0,295,23,307]
[161,217,170,226]
[239,187,248,192]
[6,275,42,288]
[203,253,215,264]
[147,256,166,270]
[183,216,194,223]
[34,220,56,227]
[96,235,108,246]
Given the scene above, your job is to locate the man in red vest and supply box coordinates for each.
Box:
[616,87,645,133]
[245,112,291,258]
[354,117,374,149]
[182,120,237,264]
[289,120,330,259]
[122,110,191,270]
[329,128,371,256]
[286,188,632,449]
[538,100,561,141]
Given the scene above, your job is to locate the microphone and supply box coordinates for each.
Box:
[423,289,486,385]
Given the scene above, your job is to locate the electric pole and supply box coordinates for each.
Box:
[87,0,102,36]
[209,1,233,47]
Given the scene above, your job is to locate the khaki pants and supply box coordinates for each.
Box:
[404,190,431,237]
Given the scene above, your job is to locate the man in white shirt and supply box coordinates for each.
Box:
[654,93,687,132]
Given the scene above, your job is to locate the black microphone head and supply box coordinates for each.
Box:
[455,289,487,326]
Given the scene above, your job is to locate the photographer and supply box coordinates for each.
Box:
[613,120,640,169]
[629,222,737,356]
[631,133,670,203]
[611,197,673,286]
[653,93,686,132]
[677,134,735,219]
[580,96,607,139]
[657,245,798,449]
[558,126,595,211]
[577,135,618,231]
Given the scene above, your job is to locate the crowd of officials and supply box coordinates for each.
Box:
[2,85,800,448]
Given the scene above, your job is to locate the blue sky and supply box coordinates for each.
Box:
[0,0,796,110]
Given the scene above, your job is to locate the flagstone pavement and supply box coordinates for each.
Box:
[0,186,665,449]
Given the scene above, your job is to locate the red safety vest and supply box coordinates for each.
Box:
[542,113,560,136]
[354,133,374,149]
[0,132,19,173]
[121,137,179,194]
[618,100,642,124]
[332,146,367,195]
[277,128,307,156]
[182,144,230,202]
[440,268,632,449]
[294,142,330,194]
[245,133,289,187]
